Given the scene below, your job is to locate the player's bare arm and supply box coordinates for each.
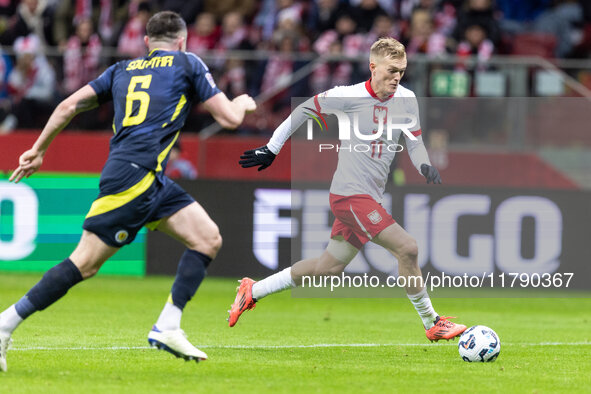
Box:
[202,92,256,129]
[9,85,98,183]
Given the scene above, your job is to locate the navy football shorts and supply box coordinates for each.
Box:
[83,159,195,247]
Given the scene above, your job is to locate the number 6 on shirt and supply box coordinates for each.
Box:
[123,75,152,127]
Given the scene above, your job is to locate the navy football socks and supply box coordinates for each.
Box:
[14,258,83,319]
[170,249,211,310]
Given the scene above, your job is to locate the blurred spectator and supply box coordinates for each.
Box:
[203,0,257,21]
[53,0,131,48]
[307,0,342,38]
[63,17,102,94]
[242,28,307,134]
[533,0,583,57]
[97,0,136,47]
[253,0,276,41]
[453,0,500,47]
[117,1,151,58]
[6,34,56,129]
[365,14,400,46]
[314,12,364,55]
[350,0,388,33]
[312,40,353,92]
[186,12,219,55]
[311,12,365,91]
[211,12,251,73]
[165,142,198,179]
[54,0,98,49]
[261,30,306,100]
[432,1,460,36]
[218,58,247,97]
[0,0,55,46]
[456,23,494,69]
[397,0,460,36]
[217,12,249,51]
[254,0,304,41]
[403,8,448,56]
[496,0,551,34]
[274,5,309,47]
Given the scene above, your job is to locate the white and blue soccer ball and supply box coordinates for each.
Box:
[458,325,501,362]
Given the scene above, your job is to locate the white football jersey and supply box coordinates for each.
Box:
[314,81,423,202]
[267,80,430,203]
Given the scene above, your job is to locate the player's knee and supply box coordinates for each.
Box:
[324,263,346,276]
[209,230,223,255]
[72,260,99,279]
[313,259,345,276]
[398,239,419,263]
[193,227,222,258]
[81,266,100,279]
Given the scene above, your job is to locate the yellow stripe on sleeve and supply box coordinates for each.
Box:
[171,94,187,122]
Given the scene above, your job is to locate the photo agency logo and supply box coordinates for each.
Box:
[304,104,419,154]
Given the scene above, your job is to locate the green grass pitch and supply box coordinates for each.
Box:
[0,273,589,393]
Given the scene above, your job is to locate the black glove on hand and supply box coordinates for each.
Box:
[239,145,276,171]
[420,164,442,184]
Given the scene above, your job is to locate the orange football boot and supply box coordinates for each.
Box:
[425,316,467,342]
[228,278,257,327]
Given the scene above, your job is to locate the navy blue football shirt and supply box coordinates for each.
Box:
[89,49,221,171]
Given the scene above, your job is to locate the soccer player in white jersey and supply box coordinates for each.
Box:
[230,37,466,342]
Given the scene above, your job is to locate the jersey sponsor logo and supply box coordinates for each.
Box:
[367,210,383,224]
[205,72,216,88]
[115,230,129,243]
[126,56,174,71]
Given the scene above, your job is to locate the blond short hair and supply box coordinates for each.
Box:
[370,37,406,62]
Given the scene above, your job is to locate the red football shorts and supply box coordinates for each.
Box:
[329,193,396,250]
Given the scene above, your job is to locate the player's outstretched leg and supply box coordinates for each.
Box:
[373,224,466,341]
[228,246,354,327]
[0,231,117,372]
[0,259,85,373]
[228,262,314,327]
[149,202,221,362]
[149,249,211,362]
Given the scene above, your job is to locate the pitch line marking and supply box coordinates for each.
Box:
[10,342,591,351]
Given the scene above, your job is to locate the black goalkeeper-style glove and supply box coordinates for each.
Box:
[239,145,276,171]
[420,164,442,184]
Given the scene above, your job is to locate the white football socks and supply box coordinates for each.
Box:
[155,298,182,331]
[407,287,438,329]
[0,305,23,334]
[252,267,296,300]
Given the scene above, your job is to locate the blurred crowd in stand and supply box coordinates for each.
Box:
[0,0,590,134]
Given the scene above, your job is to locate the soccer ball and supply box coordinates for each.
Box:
[458,325,500,362]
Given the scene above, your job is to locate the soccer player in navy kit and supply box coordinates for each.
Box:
[0,11,256,370]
